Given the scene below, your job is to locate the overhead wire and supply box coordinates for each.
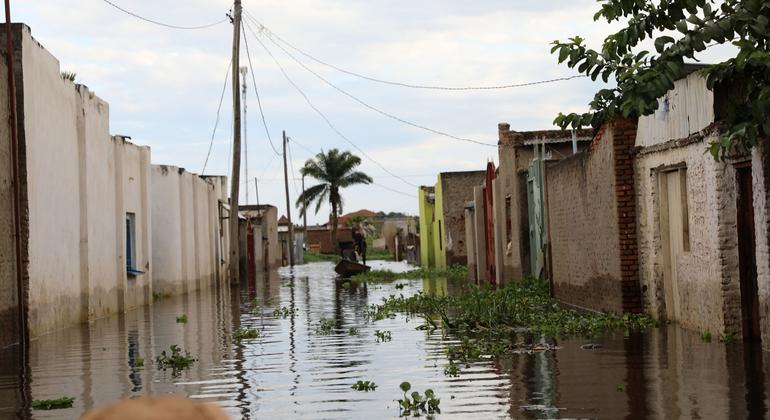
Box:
[242,27,282,157]
[241,18,420,190]
[100,0,228,30]
[202,59,232,174]
[243,13,496,148]
[286,138,302,196]
[252,17,588,91]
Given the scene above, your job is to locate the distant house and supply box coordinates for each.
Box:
[418,171,486,269]
[240,205,280,274]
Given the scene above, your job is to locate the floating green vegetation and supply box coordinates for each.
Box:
[376,279,655,367]
[32,397,75,410]
[701,331,712,342]
[394,283,406,290]
[374,330,392,342]
[273,306,298,318]
[397,382,440,417]
[443,360,460,377]
[233,327,260,341]
[176,314,188,324]
[348,327,359,335]
[303,251,340,263]
[136,357,144,367]
[152,291,172,302]
[351,265,468,283]
[364,303,396,322]
[351,380,378,392]
[316,317,336,335]
[720,334,735,344]
[155,345,197,375]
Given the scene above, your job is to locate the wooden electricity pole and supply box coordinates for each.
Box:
[282,131,294,266]
[228,0,242,285]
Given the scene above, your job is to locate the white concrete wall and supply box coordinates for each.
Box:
[9,25,154,336]
[22,26,83,335]
[151,166,227,296]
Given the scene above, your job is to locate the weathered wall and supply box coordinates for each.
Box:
[463,206,476,282]
[151,165,225,296]
[546,120,640,313]
[0,46,18,348]
[754,143,770,346]
[496,125,594,282]
[438,171,485,267]
[473,186,487,284]
[547,126,622,312]
[21,25,82,335]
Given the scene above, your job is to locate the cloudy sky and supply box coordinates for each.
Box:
[14,1,736,224]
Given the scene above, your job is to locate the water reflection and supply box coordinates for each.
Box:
[0,261,769,418]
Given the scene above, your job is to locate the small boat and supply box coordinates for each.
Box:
[335,259,371,277]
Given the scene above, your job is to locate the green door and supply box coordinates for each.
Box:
[527,145,547,279]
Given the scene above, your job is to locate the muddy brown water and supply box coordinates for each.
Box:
[1,261,769,419]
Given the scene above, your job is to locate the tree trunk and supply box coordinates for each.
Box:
[331,199,338,254]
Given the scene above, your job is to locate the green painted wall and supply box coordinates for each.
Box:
[418,187,435,268]
[433,175,447,269]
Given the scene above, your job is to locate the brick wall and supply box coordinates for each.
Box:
[546,119,641,313]
[439,171,486,266]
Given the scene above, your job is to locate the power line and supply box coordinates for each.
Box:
[286,139,301,196]
[252,17,588,91]
[244,13,496,148]
[242,27,282,157]
[202,59,232,174]
[100,0,228,30]
[372,181,418,198]
[242,18,420,189]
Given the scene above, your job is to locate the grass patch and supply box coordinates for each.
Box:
[351,265,468,283]
[374,279,656,370]
[32,397,75,410]
[366,248,393,261]
[303,251,340,263]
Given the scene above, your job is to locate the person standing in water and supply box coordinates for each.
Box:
[353,227,367,265]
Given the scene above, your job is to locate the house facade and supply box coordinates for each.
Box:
[634,70,770,341]
[419,171,485,269]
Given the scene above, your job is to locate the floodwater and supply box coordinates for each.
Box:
[1,261,770,419]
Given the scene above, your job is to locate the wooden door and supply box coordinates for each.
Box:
[736,165,760,341]
[660,169,686,320]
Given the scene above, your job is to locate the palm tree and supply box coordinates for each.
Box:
[296,149,373,251]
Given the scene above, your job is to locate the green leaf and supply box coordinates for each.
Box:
[400,382,411,392]
[654,36,675,53]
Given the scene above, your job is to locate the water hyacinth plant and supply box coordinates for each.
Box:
[374,278,656,370]
[176,314,188,323]
[397,382,440,416]
[233,327,260,341]
[351,380,377,392]
[316,317,336,335]
[155,345,197,375]
[374,330,392,342]
[351,265,468,283]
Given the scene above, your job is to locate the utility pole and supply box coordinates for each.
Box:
[302,175,307,250]
[228,0,242,285]
[282,131,294,266]
[254,176,259,206]
[241,66,249,205]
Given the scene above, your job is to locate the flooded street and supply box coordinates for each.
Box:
[2,261,770,419]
